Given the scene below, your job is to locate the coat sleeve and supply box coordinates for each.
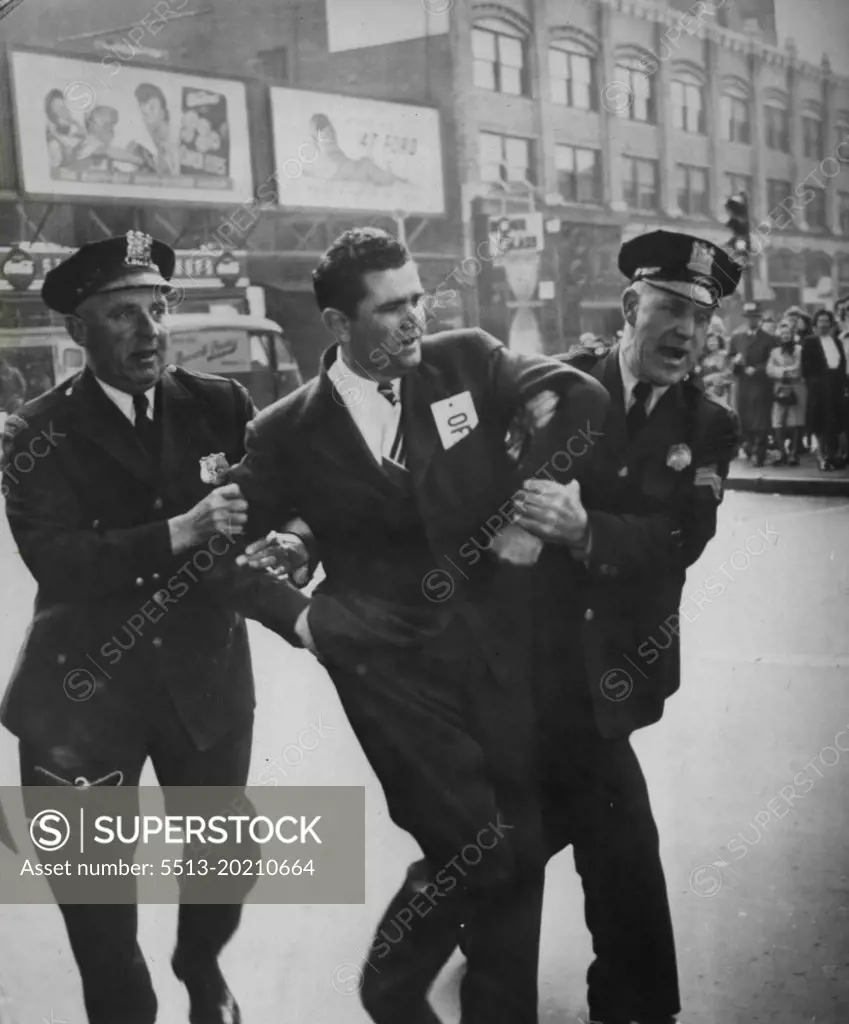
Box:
[581,402,738,581]
[1,413,174,600]
[476,329,610,480]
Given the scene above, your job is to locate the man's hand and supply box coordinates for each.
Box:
[168,483,248,555]
[236,531,310,583]
[524,389,558,432]
[515,478,590,551]
[489,522,545,567]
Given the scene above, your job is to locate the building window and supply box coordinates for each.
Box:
[676,165,709,216]
[622,156,659,211]
[257,46,289,80]
[802,115,824,159]
[671,73,705,134]
[612,57,654,123]
[480,132,534,185]
[550,40,595,109]
[724,172,753,198]
[721,91,751,143]
[555,145,601,203]
[806,188,827,230]
[839,193,849,234]
[764,99,790,152]
[473,18,527,95]
[766,178,793,226]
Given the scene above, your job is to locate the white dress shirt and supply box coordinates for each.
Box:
[618,347,669,418]
[95,377,155,423]
[327,351,401,463]
[818,333,842,370]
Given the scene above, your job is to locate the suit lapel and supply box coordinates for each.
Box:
[400,358,448,490]
[301,349,400,496]
[69,367,156,485]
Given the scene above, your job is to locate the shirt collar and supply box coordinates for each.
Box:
[618,346,670,410]
[94,376,155,421]
[327,349,398,406]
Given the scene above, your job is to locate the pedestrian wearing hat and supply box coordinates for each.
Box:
[0,231,311,1024]
[509,230,741,1024]
[729,302,774,466]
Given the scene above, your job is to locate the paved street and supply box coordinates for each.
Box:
[0,491,847,1024]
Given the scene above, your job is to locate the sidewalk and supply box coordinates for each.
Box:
[726,452,849,497]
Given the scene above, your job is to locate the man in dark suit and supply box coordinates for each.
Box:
[729,301,774,465]
[512,231,742,1024]
[228,227,608,1024]
[0,232,311,1024]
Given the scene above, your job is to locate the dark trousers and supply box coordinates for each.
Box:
[361,858,544,1024]
[322,613,545,1022]
[19,691,254,1024]
[542,733,680,1023]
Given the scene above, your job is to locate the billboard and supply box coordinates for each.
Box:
[325,0,449,52]
[10,49,254,204]
[269,88,445,216]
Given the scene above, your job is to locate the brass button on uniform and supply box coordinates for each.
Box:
[618,466,629,478]
[584,608,594,621]
[135,577,144,587]
[153,497,163,510]
[152,573,161,582]
[152,637,163,649]
[92,519,101,529]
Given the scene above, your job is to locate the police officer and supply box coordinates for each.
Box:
[514,230,742,1024]
[0,232,310,1024]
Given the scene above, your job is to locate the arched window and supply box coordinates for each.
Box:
[801,101,824,160]
[473,16,528,96]
[549,34,596,110]
[764,91,790,153]
[612,52,655,123]
[720,78,751,144]
[671,67,706,134]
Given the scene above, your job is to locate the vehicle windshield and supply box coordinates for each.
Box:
[249,332,298,370]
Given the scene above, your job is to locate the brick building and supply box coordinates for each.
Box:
[2,0,848,364]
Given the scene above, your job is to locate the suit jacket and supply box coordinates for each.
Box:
[1,365,310,754]
[229,327,608,692]
[537,346,739,740]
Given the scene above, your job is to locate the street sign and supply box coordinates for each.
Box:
[487,213,544,256]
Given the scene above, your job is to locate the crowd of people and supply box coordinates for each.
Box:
[692,299,849,471]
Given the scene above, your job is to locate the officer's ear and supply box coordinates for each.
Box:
[65,313,88,348]
[622,287,640,328]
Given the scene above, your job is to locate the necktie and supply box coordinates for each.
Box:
[132,392,158,457]
[376,380,408,474]
[626,380,653,438]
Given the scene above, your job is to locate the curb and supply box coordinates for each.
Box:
[726,474,849,497]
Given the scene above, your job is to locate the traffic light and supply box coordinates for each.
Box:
[724,192,750,261]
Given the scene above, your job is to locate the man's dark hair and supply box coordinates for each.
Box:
[312,228,410,318]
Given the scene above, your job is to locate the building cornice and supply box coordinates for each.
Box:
[584,0,849,87]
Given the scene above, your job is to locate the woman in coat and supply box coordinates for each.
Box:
[767,319,806,464]
[801,308,847,471]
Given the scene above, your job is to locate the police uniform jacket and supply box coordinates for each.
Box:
[539,345,739,739]
[1,365,310,756]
